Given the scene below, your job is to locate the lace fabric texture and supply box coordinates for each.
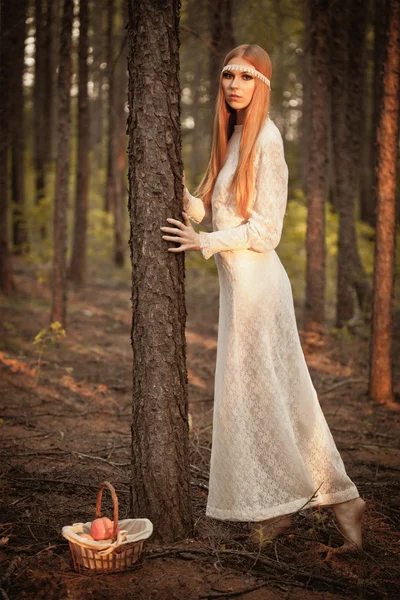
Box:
[185,117,360,522]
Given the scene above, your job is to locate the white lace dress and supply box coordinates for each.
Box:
[184,116,360,522]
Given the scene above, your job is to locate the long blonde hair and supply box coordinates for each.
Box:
[193,44,272,219]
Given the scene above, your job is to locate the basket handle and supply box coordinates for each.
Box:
[95,481,119,542]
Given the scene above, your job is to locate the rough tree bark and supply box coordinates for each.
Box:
[127,0,193,542]
[69,0,90,285]
[369,0,399,406]
[50,0,74,326]
[304,0,329,332]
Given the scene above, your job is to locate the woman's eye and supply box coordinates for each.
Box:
[223,73,253,81]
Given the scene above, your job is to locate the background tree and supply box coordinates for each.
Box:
[303,0,329,332]
[208,0,236,108]
[369,0,400,406]
[10,0,29,255]
[127,0,193,542]
[44,0,59,164]
[90,0,105,164]
[105,0,117,215]
[34,0,47,234]
[69,0,90,285]
[51,0,74,326]
[330,0,370,329]
[0,0,16,292]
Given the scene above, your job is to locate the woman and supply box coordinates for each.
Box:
[160,44,366,550]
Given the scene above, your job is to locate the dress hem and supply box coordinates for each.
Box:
[205,485,360,522]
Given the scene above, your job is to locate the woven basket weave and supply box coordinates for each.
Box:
[62,481,153,573]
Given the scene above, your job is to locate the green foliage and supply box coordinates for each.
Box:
[330,325,354,342]
[87,207,114,260]
[32,321,66,384]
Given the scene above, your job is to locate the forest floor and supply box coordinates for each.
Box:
[0,256,399,600]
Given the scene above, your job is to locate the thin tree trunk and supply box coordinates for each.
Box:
[127,0,193,543]
[358,20,373,228]
[363,0,387,228]
[344,0,371,318]
[114,13,128,267]
[369,0,399,406]
[105,0,117,214]
[91,0,104,165]
[0,0,16,292]
[69,0,90,285]
[51,0,74,326]
[304,0,329,332]
[208,0,236,109]
[300,0,312,205]
[45,0,59,163]
[34,0,47,235]
[331,0,371,328]
[10,0,29,255]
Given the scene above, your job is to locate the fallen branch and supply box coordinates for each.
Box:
[199,576,301,598]
[145,546,351,592]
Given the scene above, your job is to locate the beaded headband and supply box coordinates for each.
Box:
[221,63,271,89]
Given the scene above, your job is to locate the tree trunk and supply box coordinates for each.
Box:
[304,0,329,332]
[0,0,16,292]
[359,2,377,228]
[343,0,371,318]
[369,0,399,406]
[34,0,47,234]
[362,0,387,228]
[114,10,128,268]
[44,0,59,163]
[51,0,74,327]
[91,0,105,165]
[68,0,90,285]
[10,0,29,255]
[331,0,371,328]
[105,0,117,214]
[127,0,193,543]
[208,0,236,109]
[300,0,312,206]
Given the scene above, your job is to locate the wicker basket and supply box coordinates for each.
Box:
[61,480,153,573]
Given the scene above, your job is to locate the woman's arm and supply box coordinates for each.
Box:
[198,128,288,260]
[183,187,213,231]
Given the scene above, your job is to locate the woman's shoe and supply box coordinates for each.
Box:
[332,497,366,550]
[248,514,293,548]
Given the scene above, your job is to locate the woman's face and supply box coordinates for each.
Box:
[221,57,256,112]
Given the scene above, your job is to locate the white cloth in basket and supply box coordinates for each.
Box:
[62,518,153,555]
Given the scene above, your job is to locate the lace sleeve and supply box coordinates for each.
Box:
[183,187,213,232]
[198,128,288,260]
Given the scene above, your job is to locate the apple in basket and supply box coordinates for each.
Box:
[90,517,120,540]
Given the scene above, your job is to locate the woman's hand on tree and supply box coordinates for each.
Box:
[160,212,201,253]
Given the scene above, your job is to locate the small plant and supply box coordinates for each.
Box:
[32,321,66,384]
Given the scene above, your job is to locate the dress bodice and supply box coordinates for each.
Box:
[184,117,289,260]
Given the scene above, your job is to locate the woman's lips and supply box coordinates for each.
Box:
[230,95,241,99]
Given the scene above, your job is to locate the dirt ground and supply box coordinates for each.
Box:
[0,257,399,600]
